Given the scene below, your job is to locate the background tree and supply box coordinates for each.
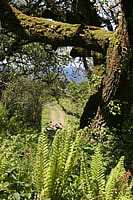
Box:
[1,76,46,132]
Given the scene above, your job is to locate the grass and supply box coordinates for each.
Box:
[41,104,51,129]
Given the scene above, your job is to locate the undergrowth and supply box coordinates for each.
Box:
[33,126,133,200]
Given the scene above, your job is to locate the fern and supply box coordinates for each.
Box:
[80,151,93,199]
[90,146,105,199]
[80,147,133,200]
[34,125,83,200]
[105,156,132,200]
[80,146,105,200]
[44,129,62,199]
[57,126,73,184]
[63,130,82,175]
[34,128,133,200]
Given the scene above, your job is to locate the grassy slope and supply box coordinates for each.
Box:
[41,104,51,130]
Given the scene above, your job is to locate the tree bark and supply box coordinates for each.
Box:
[80,2,133,131]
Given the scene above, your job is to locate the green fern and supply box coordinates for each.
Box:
[63,130,82,176]
[34,129,133,200]
[44,129,62,199]
[34,125,83,200]
[57,126,74,185]
[80,146,105,200]
[80,151,93,199]
[105,156,132,200]
[90,146,105,199]
[80,147,133,200]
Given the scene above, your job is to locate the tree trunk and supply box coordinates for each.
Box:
[80,5,133,131]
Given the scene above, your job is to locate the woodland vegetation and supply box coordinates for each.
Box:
[0,0,133,199]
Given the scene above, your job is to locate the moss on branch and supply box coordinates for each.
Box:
[89,26,112,40]
[0,0,112,53]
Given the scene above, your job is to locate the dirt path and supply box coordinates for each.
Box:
[47,104,65,127]
[55,106,65,126]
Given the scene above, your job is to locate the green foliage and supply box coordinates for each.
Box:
[0,132,38,199]
[34,130,49,194]
[82,126,133,176]
[105,156,132,200]
[34,125,84,200]
[107,100,121,116]
[0,120,132,200]
[0,101,24,136]
[1,77,45,132]
[67,81,89,107]
[80,147,133,200]
[90,147,105,197]
[34,124,133,200]
[80,147,105,200]
[0,102,8,134]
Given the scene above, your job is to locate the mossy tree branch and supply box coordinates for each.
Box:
[0,0,112,53]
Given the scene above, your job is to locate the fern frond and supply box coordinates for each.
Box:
[44,129,62,199]
[35,126,82,199]
[90,146,105,199]
[80,151,93,199]
[115,170,133,200]
[57,127,83,197]
[58,126,73,180]
[80,147,133,200]
[105,156,126,200]
[63,130,82,178]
